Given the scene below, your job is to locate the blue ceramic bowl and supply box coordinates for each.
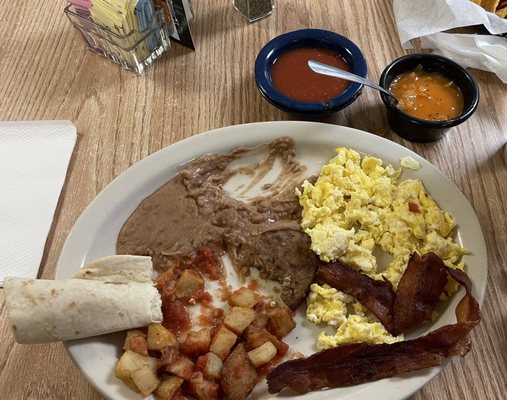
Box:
[254,29,367,117]
[379,54,480,143]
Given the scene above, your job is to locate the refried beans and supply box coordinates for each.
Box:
[117,137,317,309]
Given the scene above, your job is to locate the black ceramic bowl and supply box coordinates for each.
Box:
[379,54,480,143]
[254,29,367,117]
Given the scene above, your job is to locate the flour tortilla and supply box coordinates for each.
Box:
[72,255,153,283]
[4,256,162,344]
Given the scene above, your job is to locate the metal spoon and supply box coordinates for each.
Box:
[308,60,398,103]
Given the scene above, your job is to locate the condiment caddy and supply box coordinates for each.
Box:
[65,4,171,75]
[65,0,195,74]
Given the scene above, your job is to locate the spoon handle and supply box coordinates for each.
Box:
[308,60,395,100]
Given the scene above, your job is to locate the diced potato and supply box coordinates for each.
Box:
[223,307,257,335]
[115,350,159,382]
[158,347,180,370]
[166,355,194,380]
[189,372,219,400]
[200,352,223,380]
[155,376,184,400]
[124,329,148,356]
[209,325,237,360]
[244,325,288,355]
[228,287,259,308]
[221,344,257,400]
[147,324,179,351]
[131,365,160,397]
[181,328,211,356]
[268,306,296,338]
[175,269,204,298]
[247,342,277,367]
[251,312,268,329]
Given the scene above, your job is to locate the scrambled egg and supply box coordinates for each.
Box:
[297,148,468,349]
[400,156,420,170]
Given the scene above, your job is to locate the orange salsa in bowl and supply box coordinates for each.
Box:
[389,67,464,121]
[378,53,479,143]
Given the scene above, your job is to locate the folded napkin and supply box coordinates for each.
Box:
[0,121,77,287]
[393,0,507,83]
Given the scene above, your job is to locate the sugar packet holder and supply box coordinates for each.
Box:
[64,0,195,74]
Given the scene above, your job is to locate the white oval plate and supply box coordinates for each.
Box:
[56,121,487,400]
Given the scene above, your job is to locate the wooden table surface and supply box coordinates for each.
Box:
[1,0,506,399]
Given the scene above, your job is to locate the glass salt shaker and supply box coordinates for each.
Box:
[233,0,274,22]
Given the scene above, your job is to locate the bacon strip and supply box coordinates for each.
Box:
[266,254,480,394]
[316,253,449,335]
[315,258,395,332]
[393,252,449,335]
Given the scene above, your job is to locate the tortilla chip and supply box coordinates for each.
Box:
[480,0,500,12]
[496,7,507,17]
[470,0,482,5]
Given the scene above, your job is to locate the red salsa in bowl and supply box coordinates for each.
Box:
[254,29,367,116]
[271,48,351,103]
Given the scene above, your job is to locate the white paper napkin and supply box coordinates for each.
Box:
[0,121,77,287]
[393,0,507,83]
[421,32,507,82]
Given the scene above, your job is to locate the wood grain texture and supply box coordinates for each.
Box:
[0,0,506,399]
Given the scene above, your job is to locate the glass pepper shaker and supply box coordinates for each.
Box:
[233,0,274,22]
